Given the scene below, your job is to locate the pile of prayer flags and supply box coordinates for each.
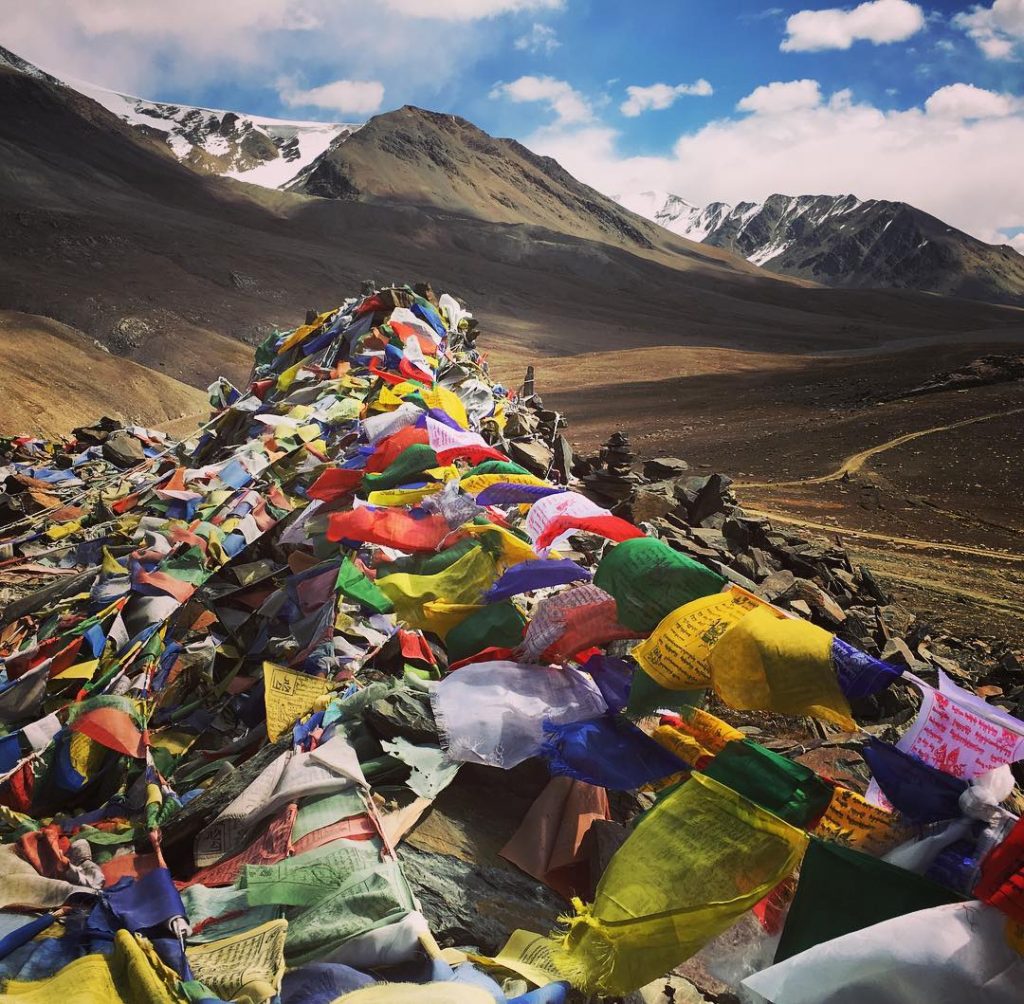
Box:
[0,280,1021,1004]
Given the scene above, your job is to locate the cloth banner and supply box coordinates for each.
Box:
[632,587,774,689]
[774,837,963,963]
[699,739,834,827]
[744,901,1024,1004]
[326,508,453,553]
[862,739,967,823]
[524,493,609,555]
[541,714,690,791]
[893,672,1024,780]
[432,661,607,769]
[710,607,855,730]
[264,662,334,742]
[552,772,807,996]
[499,775,610,900]
[593,538,726,632]
[483,559,592,603]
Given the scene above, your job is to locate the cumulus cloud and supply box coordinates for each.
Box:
[620,79,713,117]
[278,77,384,115]
[924,82,1021,118]
[0,0,520,103]
[514,23,560,53]
[781,0,925,52]
[954,0,1024,59]
[382,0,562,19]
[736,79,822,114]
[522,80,1024,245]
[490,74,592,124]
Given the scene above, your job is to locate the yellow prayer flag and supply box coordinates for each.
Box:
[186,919,288,1004]
[651,724,708,767]
[465,929,565,988]
[633,587,776,690]
[459,472,551,495]
[44,519,82,540]
[325,398,363,423]
[377,546,498,631]
[101,547,128,574]
[50,659,99,682]
[552,772,807,996]
[670,706,745,756]
[263,661,334,742]
[276,322,316,356]
[418,386,468,428]
[275,359,307,393]
[367,484,444,507]
[0,930,186,1004]
[710,606,855,729]
[420,600,484,639]
[148,727,198,757]
[459,522,539,567]
[812,785,912,856]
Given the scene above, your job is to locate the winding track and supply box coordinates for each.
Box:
[738,406,1024,489]
[741,509,1024,563]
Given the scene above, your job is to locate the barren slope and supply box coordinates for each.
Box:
[0,311,208,438]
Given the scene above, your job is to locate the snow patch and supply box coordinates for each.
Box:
[64,76,361,190]
[748,239,791,266]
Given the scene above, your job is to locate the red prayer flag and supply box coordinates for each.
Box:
[326,507,453,552]
[976,815,1024,923]
[308,467,364,502]
[534,514,645,551]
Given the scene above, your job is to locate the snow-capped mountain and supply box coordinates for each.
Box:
[618,190,1024,305]
[0,44,359,189]
[71,80,361,189]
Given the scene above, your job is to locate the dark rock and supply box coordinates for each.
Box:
[688,473,734,524]
[508,439,553,477]
[552,434,573,485]
[102,431,146,467]
[759,569,796,602]
[365,689,438,745]
[643,457,690,481]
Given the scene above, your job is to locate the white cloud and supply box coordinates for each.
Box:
[521,80,1024,246]
[781,0,925,52]
[1006,232,1024,254]
[954,0,1024,60]
[490,74,592,124]
[0,1,505,104]
[278,77,384,115]
[924,82,1021,118]
[736,79,823,114]
[620,79,713,117]
[514,22,560,53]
[382,0,562,19]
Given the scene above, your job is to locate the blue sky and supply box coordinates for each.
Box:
[4,1,1023,243]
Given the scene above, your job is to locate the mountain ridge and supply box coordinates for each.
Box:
[0,39,1021,421]
[618,189,1024,306]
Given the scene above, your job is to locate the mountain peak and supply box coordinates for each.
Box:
[620,189,1024,304]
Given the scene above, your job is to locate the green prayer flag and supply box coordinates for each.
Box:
[463,459,532,478]
[377,538,479,579]
[700,739,834,827]
[444,600,525,662]
[775,837,963,963]
[362,444,438,493]
[336,557,395,615]
[291,789,367,843]
[594,537,724,632]
[625,665,704,719]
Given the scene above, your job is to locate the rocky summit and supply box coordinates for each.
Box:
[619,190,1024,306]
